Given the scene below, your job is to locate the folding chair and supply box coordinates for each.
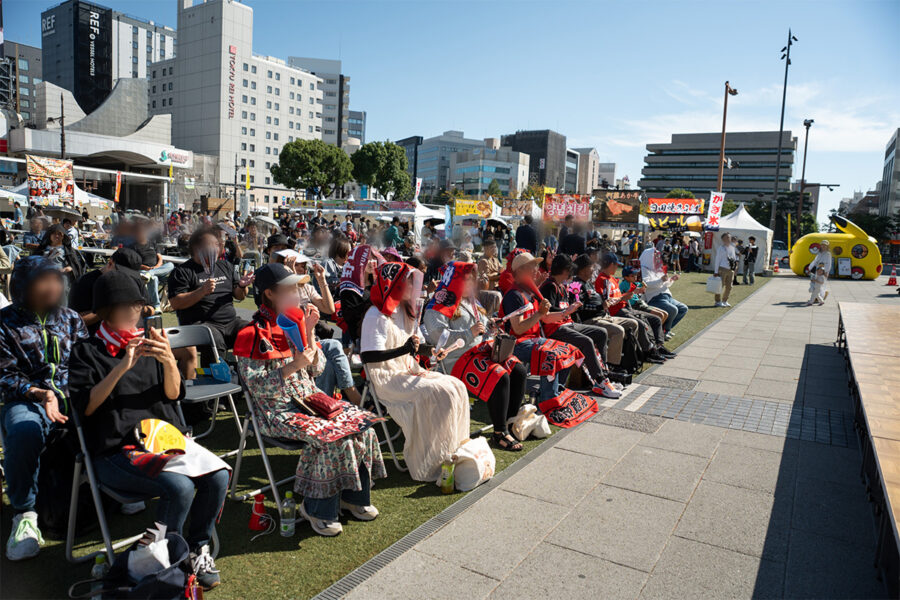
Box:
[65,409,219,563]
[165,325,243,447]
[228,373,304,509]
[360,365,407,472]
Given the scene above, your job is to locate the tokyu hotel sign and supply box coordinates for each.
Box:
[158,148,194,169]
[227,45,237,119]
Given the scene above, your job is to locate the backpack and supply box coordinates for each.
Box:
[616,327,644,374]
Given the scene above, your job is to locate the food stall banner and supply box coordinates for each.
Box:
[455,199,493,218]
[26,155,75,202]
[386,201,416,210]
[647,197,704,214]
[592,190,641,223]
[647,214,703,232]
[705,191,726,231]
[542,194,590,222]
[501,199,533,217]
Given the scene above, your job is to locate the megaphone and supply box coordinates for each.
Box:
[276,306,309,352]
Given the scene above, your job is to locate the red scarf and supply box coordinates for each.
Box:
[338,244,384,297]
[233,305,293,360]
[371,261,410,317]
[425,261,474,317]
[96,322,143,357]
[498,249,528,294]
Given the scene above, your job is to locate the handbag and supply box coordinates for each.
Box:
[297,392,343,420]
[69,533,190,600]
[490,334,516,364]
[451,437,496,491]
[705,275,723,295]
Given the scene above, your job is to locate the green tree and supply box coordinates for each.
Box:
[519,183,546,205]
[486,179,503,199]
[665,188,695,199]
[270,139,353,198]
[828,208,899,241]
[351,141,412,200]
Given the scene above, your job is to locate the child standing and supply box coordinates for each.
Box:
[806,266,827,306]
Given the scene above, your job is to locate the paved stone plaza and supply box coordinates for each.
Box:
[330,275,898,599]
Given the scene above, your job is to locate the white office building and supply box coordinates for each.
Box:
[288,57,349,147]
[449,146,530,198]
[148,0,324,212]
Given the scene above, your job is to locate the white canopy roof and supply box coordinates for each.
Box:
[718,203,772,232]
[704,203,774,274]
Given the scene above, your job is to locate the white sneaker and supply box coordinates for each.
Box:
[723,302,732,307]
[714,302,725,307]
[6,511,43,561]
[298,502,343,536]
[592,379,622,399]
[340,500,379,521]
[665,332,673,341]
[119,501,146,515]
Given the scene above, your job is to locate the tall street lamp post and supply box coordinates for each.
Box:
[797,118,814,242]
[716,81,739,193]
[770,29,797,232]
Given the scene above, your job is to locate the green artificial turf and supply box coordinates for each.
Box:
[0,271,769,599]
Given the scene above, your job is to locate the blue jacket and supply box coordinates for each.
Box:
[0,256,87,414]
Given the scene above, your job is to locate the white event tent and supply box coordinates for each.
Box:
[703,203,773,274]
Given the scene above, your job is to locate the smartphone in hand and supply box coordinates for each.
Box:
[144,315,163,337]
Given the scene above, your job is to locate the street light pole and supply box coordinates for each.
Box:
[797,118,813,244]
[770,28,797,232]
[716,81,738,193]
[59,93,66,159]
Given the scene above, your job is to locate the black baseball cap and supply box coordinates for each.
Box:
[92,270,145,312]
[600,252,622,268]
[253,263,302,306]
[574,254,594,272]
[110,247,143,272]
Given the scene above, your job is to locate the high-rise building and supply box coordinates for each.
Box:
[565,148,579,193]
[638,131,796,203]
[400,130,485,198]
[147,0,323,211]
[500,129,567,190]
[449,146,530,198]
[287,57,349,147]
[573,148,599,194]
[0,41,42,122]
[879,128,899,218]
[348,109,366,144]
[40,0,175,113]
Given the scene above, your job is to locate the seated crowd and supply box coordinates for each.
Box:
[0,207,688,591]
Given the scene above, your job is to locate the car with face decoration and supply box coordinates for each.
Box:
[789,215,883,280]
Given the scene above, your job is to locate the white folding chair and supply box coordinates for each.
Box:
[360,365,407,472]
[165,325,243,449]
[65,409,219,563]
[229,373,304,510]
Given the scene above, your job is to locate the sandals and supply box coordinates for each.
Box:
[492,431,523,452]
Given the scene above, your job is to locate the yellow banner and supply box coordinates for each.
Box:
[455,199,493,218]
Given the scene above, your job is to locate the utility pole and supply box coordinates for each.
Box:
[797,118,813,244]
[233,154,239,210]
[770,28,797,233]
[59,93,66,159]
[716,81,738,193]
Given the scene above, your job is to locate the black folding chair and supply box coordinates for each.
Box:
[360,365,408,472]
[229,371,304,513]
[65,409,219,563]
[165,325,243,449]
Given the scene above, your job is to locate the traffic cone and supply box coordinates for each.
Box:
[249,493,268,531]
[773,258,779,273]
[887,265,897,286]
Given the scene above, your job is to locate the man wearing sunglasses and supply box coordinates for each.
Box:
[0,256,88,561]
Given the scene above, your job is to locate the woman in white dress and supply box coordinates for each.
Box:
[360,261,470,482]
[807,240,833,303]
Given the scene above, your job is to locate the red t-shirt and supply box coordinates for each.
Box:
[595,272,628,316]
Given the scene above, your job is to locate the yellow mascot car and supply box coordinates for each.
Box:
[790,215,883,280]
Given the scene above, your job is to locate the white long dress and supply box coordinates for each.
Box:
[361,305,470,482]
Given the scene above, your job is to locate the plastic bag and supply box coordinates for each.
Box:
[705,275,722,294]
[127,523,170,581]
[452,437,495,491]
[510,404,549,441]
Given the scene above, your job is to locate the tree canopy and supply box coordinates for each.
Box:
[486,179,503,199]
[270,139,353,198]
[665,188,695,199]
[351,141,411,200]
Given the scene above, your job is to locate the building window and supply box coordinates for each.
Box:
[250,113,256,121]
[250,81,256,90]
[161,98,166,106]
[160,50,165,58]
[168,82,173,90]
[240,158,247,167]
[132,71,137,77]
[132,56,138,64]
[266,116,271,124]
[250,97,256,105]
[21,111,31,119]
[20,99,29,108]
[266,131,271,139]
[132,41,138,49]
[152,70,156,78]
[275,73,280,81]
[308,111,313,118]
[265,162,271,169]
[309,126,313,133]
[242,95,248,103]
[251,65,257,74]
[241,110,247,119]
[325,91,336,97]
[132,25,138,33]
[273,118,279,126]
[242,79,248,87]
[289,136,294,142]
[274,103,279,110]
[289,122,293,129]
[147,45,152,53]
[273,133,279,140]
[289,92,294,100]
[265,177,271,185]
[266,85,272,93]
[168,66,173,75]
[265,147,271,155]
[267,70,273,78]
[249,160,255,167]
[250,128,255,136]
[152,100,156,108]
[309,83,314,90]
[241,142,247,150]
[289,107,294,114]
[241,126,247,134]
[249,144,255,152]
[250,176,255,183]
[290,77,295,85]
[18,58,29,70]
[266,101,272,109]
[243,63,249,71]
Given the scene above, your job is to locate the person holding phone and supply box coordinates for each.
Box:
[539,255,621,398]
[360,261,470,483]
[423,262,527,451]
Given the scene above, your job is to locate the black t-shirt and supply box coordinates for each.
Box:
[69,336,185,457]
[168,259,238,325]
[70,269,151,331]
[539,280,574,310]
[131,242,159,267]
[560,233,586,257]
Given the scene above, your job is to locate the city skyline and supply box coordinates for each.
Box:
[4,0,898,222]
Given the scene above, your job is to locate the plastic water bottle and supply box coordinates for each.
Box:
[440,460,455,494]
[280,492,296,537]
[90,554,109,600]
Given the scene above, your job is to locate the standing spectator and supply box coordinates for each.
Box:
[743,236,759,284]
[384,216,403,249]
[13,201,24,228]
[515,214,538,253]
[131,221,174,311]
[712,232,736,307]
[167,228,254,364]
[63,218,80,247]
[0,256,88,560]
[732,238,744,285]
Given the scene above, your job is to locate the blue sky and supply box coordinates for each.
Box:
[6,0,899,223]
